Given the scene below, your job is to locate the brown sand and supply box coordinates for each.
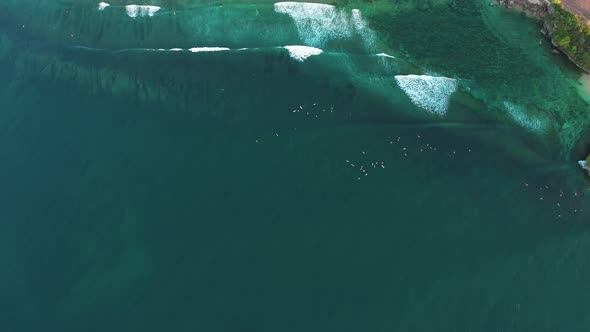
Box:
[561,0,590,20]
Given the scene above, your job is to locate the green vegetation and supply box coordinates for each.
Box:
[548,1,590,71]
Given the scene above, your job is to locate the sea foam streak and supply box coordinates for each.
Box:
[502,101,545,132]
[274,2,375,49]
[395,75,458,115]
[376,53,395,59]
[126,5,161,18]
[350,9,376,49]
[283,45,323,62]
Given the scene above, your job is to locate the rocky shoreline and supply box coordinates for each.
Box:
[496,0,590,73]
[495,0,552,18]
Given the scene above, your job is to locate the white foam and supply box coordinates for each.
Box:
[283,45,323,62]
[98,2,110,11]
[502,101,545,132]
[394,75,458,115]
[274,2,375,49]
[351,9,376,49]
[188,47,230,53]
[376,53,395,59]
[275,2,334,14]
[579,160,587,169]
[126,5,161,18]
[169,48,183,51]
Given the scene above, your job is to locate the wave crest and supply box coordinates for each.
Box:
[283,45,323,62]
[126,5,161,18]
[98,2,110,11]
[274,2,375,49]
[188,47,230,53]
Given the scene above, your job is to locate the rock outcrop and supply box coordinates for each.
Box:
[498,0,590,73]
[497,0,552,17]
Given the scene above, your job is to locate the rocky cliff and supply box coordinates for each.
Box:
[497,0,590,73]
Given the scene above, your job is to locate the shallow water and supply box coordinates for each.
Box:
[1,1,590,331]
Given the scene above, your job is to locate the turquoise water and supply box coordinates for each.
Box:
[1,0,590,331]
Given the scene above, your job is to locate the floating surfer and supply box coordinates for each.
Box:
[579,154,590,176]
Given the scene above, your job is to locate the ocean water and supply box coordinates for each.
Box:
[1,0,590,331]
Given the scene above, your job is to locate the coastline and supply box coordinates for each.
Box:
[496,0,551,18]
[497,0,590,74]
[496,0,590,163]
[561,0,590,21]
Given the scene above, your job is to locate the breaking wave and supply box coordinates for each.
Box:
[98,2,110,11]
[394,75,458,115]
[274,2,376,50]
[283,45,323,62]
[125,5,161,18]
